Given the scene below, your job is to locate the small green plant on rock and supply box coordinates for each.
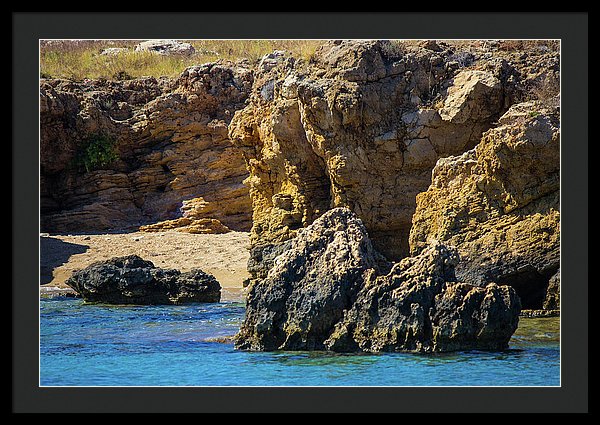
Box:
[73,134,119,173]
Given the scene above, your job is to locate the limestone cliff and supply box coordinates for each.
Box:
[229,40,553,284]
[409,100,560,309]
[41,40,561,314]
[40,62,253,234]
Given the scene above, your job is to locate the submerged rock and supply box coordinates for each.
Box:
[65,255,221,304]
[234,208,520,352]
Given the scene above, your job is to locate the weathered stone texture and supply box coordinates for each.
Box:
[409,101,560,309]
[229,40,525,284]
[66,255,221,304]
[40,62,253,234]
[235,208,520,352]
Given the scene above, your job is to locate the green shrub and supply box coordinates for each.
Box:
[73,134,119,173]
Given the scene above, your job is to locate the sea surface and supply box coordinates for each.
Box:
[39,296,560,387]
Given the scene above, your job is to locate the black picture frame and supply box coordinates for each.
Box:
[13,11,588,413]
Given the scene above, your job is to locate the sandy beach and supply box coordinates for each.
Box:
[40,231,251,302]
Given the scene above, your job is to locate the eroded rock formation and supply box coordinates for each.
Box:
[229,40,527,285]
[235,207,383,350]
[66,255,221,304]
[235,208,520,352]
[409,101,560,309]
[40,62,253,234]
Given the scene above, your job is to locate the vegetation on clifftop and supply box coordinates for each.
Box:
[40,40,323,81]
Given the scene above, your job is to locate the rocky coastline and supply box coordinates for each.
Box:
[41,39,561,352]
[235,208,521,352]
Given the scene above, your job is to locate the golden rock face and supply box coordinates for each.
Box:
[229,40,531,284]
[40,40,561,312]
[409,101,560,308]
[40,63,254,234]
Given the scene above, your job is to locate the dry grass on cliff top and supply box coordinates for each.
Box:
[40,40,324,81]
[40,39,560,82]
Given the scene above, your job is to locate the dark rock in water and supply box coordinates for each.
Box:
[234,208,521,353]
[235,207,386,351]
[325,243,521,353]
[65,255,221,304]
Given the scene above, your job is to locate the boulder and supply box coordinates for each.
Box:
[134,40,195,56]
[65,255,221,304]
[438,70,503,124]
[235,207,385,351]
[235,208,521,352]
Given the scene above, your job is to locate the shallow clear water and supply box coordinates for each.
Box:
[39,297,560,386]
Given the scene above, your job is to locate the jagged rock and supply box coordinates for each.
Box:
[234,208,520,352]
[229,40,517,286]
[40,62,253,233]
[326,243,521,353]
[134,40,195,56]
[235,207,384,351]
[409,101,560,310]
[65,255,221,304]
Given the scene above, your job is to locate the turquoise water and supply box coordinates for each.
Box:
[39,297,560,386]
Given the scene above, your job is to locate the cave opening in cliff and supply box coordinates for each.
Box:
[498,268,552,310]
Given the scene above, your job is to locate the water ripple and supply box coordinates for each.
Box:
[40,298,560,387]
